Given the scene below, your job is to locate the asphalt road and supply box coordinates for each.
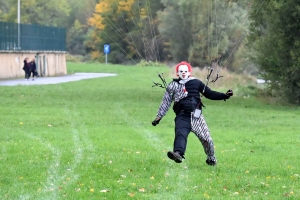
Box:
[0,73,117,86]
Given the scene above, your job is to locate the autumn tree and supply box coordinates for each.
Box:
[87,0,131,62]
[87,0,164,63]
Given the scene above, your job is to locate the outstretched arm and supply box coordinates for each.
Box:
[199,80,232,100]
[152,83,174,126]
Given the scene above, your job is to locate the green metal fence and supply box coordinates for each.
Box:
[0,21,66,51]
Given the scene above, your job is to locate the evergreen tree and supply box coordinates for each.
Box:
[248,0,300,104]
[67,20,86,55]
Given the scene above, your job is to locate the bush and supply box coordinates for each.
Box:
[137,60,166,67]
[66,54,83,63]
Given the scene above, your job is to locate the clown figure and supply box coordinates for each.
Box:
[152,61,233,165]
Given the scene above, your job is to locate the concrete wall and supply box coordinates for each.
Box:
[0,51,67,79]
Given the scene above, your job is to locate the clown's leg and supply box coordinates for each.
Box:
[191,114,217,165]
[173,112,191,157]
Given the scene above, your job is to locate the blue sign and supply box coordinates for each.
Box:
[104,44,110,54]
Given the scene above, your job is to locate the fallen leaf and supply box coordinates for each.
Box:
[127,192,135,197]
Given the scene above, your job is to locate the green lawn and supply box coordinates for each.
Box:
[0,62,299,199]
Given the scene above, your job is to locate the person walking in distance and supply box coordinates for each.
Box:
[152,61,233,166]
[22,57,30,80]
[29,58,37,81]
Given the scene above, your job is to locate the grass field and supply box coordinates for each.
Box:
[0,62,299,199]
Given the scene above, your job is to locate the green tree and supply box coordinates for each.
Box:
[0,0,8,19]
[158,0,249,69]
[157,2,191,63]
[67,20,86,55]
[3,0,70,26]
[66,0,98,27]
[248,0,300,104]
[64,0,97,55]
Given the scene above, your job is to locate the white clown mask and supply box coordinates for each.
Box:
[177,65,191,80]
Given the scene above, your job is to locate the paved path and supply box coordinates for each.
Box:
[0,73,117,86]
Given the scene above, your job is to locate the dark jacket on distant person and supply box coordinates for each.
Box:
[23,59,30,72]
[29,61,36,72]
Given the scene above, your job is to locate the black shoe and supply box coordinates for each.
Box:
[206,156,217,166]
[167,151,182,163]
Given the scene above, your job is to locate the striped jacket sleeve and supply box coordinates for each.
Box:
[156,82,175,119]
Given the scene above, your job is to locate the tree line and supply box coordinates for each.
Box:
[1,0,299,104]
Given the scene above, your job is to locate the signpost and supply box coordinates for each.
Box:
[104,44,110,64]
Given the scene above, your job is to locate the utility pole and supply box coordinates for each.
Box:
[17,0,20,49]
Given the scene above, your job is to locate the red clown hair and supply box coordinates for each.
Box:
[175,61,192,76]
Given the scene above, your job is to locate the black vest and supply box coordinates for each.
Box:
[172,79,202,114]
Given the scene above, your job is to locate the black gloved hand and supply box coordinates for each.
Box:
[226,89,233,97]
[152,118,161,126]
[223,89,233,101]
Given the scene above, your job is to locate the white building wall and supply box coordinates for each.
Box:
[0,51,67,79]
